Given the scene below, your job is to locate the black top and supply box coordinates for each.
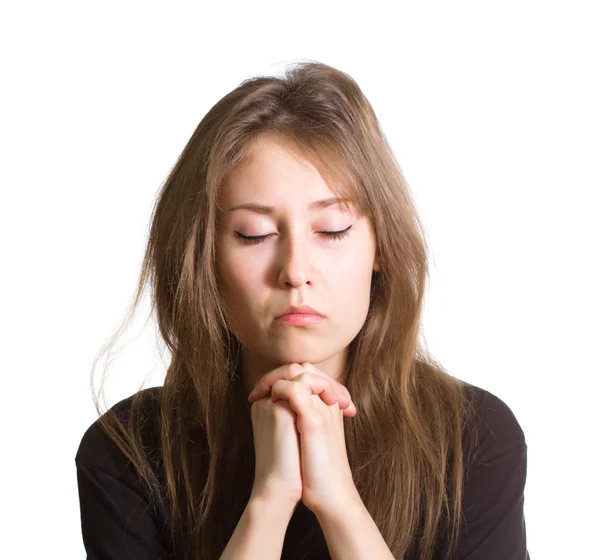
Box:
[75,382,529,559]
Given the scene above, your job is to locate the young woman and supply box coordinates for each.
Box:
[75,61,529,559]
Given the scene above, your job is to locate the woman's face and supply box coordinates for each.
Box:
[215,132,379,392]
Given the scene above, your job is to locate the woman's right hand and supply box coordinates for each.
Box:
[249,363,355,507]
[249,395,304,507]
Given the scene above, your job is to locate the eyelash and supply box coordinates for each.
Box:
[235,225,353,245]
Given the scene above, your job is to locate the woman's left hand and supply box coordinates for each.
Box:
[249,364,361,517]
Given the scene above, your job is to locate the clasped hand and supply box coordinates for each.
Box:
[247,362,360,518]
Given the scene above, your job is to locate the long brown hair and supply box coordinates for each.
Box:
[91,60,479,559]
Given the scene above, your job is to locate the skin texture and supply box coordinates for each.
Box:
[215,131,380,395]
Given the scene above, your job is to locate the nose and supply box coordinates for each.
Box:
[277,230,312,288]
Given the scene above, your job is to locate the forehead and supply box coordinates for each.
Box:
[219,132,353,206]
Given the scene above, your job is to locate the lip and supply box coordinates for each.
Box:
[276,305,324,318]
[277,313,325,326]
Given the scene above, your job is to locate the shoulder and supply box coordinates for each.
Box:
[461,382,527,463]
[439,382,530,557]
[456,382,529,555]
[75,388,173,556]
[75,386,163,475]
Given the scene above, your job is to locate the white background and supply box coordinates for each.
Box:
[2,1,598,558]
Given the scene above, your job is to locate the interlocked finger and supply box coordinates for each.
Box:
[276,372,338,406]
[249,365,357,417]
[270,379,330,425]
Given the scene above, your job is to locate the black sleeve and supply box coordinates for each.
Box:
[76,459,170,560]
[454,389,529,559]
[75,390,173,559]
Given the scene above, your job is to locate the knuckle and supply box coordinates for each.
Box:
[293,371,311,382]
[291,382,309,395]
[272,379,287,391]
[288,363,304,377]
[293,384,313,400]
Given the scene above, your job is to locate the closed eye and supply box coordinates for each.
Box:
[235,225,353,245]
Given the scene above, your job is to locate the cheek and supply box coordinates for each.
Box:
[219,253,263,304]
[330,248,374,286]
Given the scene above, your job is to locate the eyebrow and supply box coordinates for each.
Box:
[227,197,352,214]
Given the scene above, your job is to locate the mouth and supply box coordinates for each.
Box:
[276,313,325,326]
[276,305,324,318]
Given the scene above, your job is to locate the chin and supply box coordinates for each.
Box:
[273,346,336,369]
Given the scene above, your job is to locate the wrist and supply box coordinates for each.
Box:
[311,489,364,521]
[248,491,298,524]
